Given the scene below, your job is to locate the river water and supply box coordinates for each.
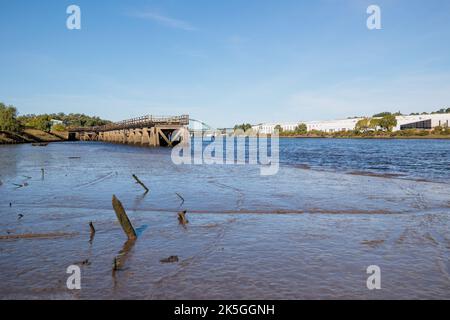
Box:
[0,139,449,299]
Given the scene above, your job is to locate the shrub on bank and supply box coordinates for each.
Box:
[432,126,450,135]
[0,103,22,133]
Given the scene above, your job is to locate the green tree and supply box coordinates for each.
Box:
[234,123,253,132]
[378,114,397,132]
[52,123,67,132]
[369,118,381,130]
[24,115,52,132]
[373,112,392,117]
[274,124,283,133]
[294,123,307,134]
[355,118,371,132]
[0,103,22,132]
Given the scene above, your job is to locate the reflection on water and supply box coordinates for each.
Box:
[0,141,449,299]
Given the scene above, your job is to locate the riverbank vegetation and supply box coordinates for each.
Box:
[0,102,111,144]
[244,110,450,139]
[0,103,22,132]
[279,125,450,139]
[18,112,111,132]
[285,127,450,139]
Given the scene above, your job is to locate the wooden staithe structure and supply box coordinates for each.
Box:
[68,115,190,147]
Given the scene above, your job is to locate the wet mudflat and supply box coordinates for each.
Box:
[0,141,449,299]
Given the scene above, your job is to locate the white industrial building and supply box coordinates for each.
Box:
[394,114,450,131]
[253,114,450,134]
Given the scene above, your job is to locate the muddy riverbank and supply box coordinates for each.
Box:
[0,129,67,145]
[0,141,449,299]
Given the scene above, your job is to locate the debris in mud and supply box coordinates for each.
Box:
[32,143,48,147]
[0,232,78,240]
[77,259,91,266]
[22,175,32,180]
[202,223,220,229]
[160,256,179,264]
[12,182,28,188]
[132,174,149,193]
[68,157,81,159]
[89,221,96,243]
[176,193,185,206]
[361,239,385,248]
[17,214,24,220]
[178,210,189,226]
[112,195,137,240]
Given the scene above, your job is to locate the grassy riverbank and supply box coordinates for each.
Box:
[0,129,67,144]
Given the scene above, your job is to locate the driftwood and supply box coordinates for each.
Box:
[0,232,78,240]
[13,183,28,188]
[160,256,179,264]
[76,259,91,266]
[112,195,137,240]
[176,193,185,206]
[132,174,149,193]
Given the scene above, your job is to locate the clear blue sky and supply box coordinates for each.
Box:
[1,0,450,127]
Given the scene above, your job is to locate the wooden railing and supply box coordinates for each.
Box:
[69,115,189,132]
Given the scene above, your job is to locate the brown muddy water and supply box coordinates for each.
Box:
[0,141,449,299]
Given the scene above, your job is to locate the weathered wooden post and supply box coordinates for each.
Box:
[178,210,189,226]
[112,195,137,240]
[89,221,96,243]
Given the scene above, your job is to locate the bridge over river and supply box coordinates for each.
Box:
[68,115,190,147]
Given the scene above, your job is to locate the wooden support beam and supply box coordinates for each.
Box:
[156,127,173,147]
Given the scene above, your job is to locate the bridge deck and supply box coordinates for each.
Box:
[70,115,189,133]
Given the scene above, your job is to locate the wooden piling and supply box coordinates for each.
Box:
[112,195,137,240]
[89,221,96,242]
[178,210,189,226]
[89,221,96,234]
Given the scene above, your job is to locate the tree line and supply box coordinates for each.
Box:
[0,102,111,133]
